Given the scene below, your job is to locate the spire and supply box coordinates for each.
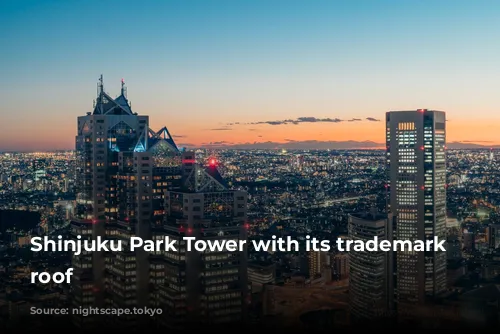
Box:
[121,78,127,99]
[97,74,104,97]
[94,74,104,114]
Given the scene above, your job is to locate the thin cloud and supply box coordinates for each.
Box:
[196,140,384,149]
[235,116,344,126]
[209,127,233,131]
[460,140,493,143]
[295,117,343,123]
[227,116,386,126]
[203,141,233,146]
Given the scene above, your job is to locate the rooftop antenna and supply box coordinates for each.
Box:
[121,78,127,99]
[95,74,104,113]
[97,74,103,96]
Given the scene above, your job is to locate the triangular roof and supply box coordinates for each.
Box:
[114,94,133,114]
[147,126,179,152]
[133,126,180,154]
[133,127,148,152]
[92,76,134,115]
[93,91,134,115]
[182,164,228,193]
[204,165,228,188]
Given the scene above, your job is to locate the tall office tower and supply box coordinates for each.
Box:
[105,150,153,328]
[386,109,447,306]
[348,211,393,321]
[157,153,249,330]
[107,127,182,328]
[72,76,149,327]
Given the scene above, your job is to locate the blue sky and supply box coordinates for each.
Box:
[1,0,500,150]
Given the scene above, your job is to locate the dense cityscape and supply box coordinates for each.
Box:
[1,133,499,329]
[4,0,500,332]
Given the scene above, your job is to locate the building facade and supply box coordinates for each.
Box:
[71,77,248,329]
[386,109,447,306]
[157,154,249,329]
[348,211,392,320]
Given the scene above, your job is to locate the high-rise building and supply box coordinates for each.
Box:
[348,211,393,321]
[157,152,249,330]
[107,128,182,316]
[72,76,148,327]
[386,109,447,306]
[72,77,248,330]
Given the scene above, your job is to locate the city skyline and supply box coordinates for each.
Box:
[2,1,500,331]
[3,0,500,151]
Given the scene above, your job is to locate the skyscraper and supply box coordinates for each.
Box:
[348,211,393,321]
[386,109,447,306]
[72,76,148,327]
[157,152,249,330]
[72,77,247,329]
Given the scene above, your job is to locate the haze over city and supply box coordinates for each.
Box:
[2,0,500,151]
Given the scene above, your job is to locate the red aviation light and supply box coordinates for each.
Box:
[179,225,185,233]
[209,157,217,167]
[244,223,250,230]
[91,219,97,224]
[421,186,425,190]
[187,228,193,234]
[420,146,425,151]
[418,109,425,113]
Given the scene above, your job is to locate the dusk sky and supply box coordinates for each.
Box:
[1,0,500,151]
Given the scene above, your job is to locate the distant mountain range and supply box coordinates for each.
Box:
[185,140,500,150]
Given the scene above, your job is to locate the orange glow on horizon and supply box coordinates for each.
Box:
[1,115,499,151]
